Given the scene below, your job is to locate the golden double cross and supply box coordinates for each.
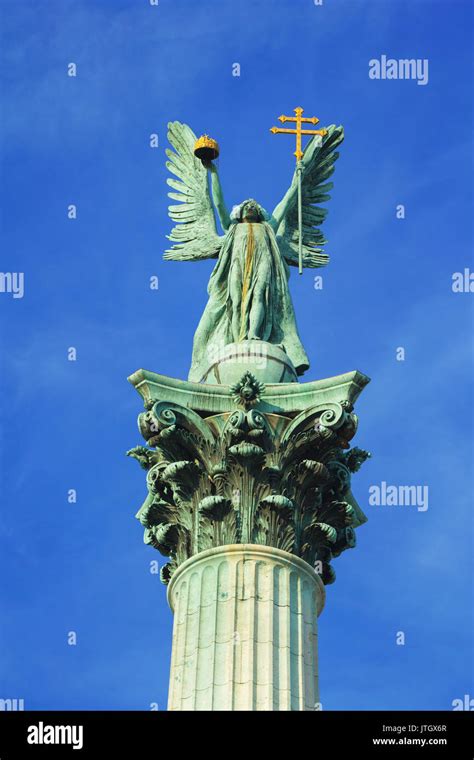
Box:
[270,106,327,161]
[270,106,328,274]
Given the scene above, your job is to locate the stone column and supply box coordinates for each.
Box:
[128,365,371,711]
[167,544,325,711]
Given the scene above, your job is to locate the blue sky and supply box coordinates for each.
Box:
[0,0,472,710]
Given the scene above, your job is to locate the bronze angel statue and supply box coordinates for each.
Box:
[164,121,344,383]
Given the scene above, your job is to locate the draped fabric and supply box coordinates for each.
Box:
[188,221,310,382]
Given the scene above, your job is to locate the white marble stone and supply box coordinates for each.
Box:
[167,544,325,711]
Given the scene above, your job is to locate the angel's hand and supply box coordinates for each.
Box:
[201,158,215,172]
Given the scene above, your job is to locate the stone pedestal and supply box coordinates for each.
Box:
[167,544,325,711]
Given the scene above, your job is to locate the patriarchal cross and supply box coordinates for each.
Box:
[270,107,327,274]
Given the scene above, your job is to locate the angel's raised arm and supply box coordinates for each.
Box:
[203,161,230,232]
[272,126,344,269]
[270,134,325,231]
[269,174,298,231]
[164,122,224,262]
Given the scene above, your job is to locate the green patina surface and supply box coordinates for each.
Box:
[128,368,370,585]
[127,118,371,587]
[163,121,343,383]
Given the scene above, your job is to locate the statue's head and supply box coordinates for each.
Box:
[230,199,269,223]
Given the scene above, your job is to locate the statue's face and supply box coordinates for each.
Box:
[242,381,253,398]
[242,202,260,221]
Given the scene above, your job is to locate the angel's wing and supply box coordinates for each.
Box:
[164,121,224,261]
[275,125,344,268]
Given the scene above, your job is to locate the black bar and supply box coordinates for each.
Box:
[0,710,472,757]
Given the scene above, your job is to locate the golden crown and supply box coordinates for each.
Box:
[194,134,220,160]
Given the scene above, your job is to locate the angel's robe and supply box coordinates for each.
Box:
[188,220,310,383]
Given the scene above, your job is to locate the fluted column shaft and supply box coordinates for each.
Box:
[167,544,325,711]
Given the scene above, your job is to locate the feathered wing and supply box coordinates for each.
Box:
[275,125,344,268]
[164,121,224,261]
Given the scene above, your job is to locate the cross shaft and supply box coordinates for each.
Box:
[269,106,328,275]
